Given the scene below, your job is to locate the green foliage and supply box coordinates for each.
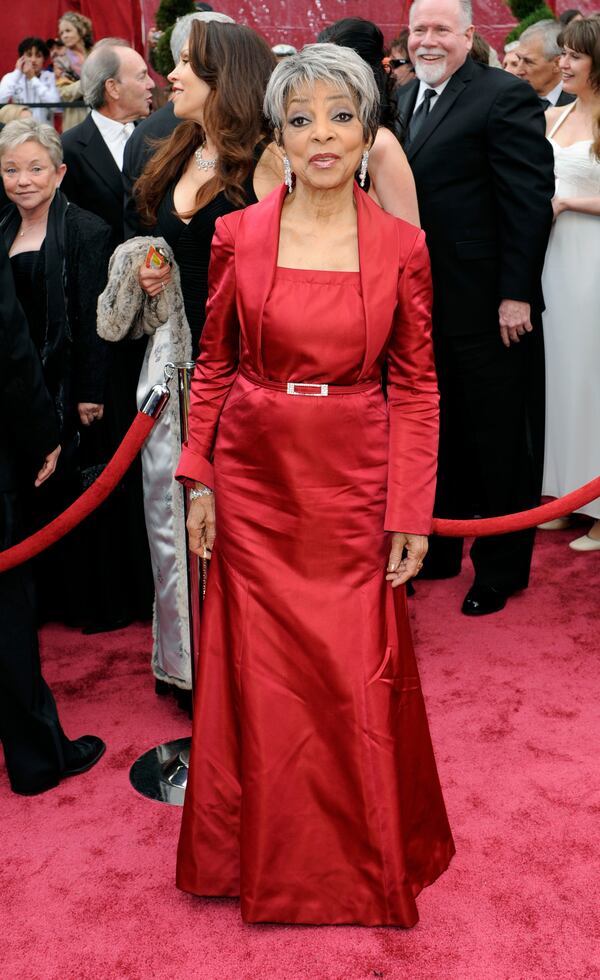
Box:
[150,25,175,78]
[505,5,555,44]
[155,0,195,32]
[506,0,541,20]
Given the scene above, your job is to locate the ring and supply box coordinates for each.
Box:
[161,283,165,291]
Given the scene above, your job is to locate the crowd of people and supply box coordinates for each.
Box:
[1,0,599,929]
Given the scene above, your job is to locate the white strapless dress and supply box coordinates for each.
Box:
[542,103,600,517]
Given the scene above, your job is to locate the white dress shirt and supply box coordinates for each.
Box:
[91,110,135,171]
[413,76,451,113]
[543,81,566,107]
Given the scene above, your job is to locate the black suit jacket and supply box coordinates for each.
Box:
[396,60,555,335]
[61,114,125,249]
[0,238,59,493]
[554,89,576,107]
[123,102,180,239]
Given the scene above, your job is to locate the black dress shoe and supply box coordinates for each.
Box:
[62,736,106,778]
[461,584,510,616]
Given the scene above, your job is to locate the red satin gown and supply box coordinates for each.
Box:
[176,200,454,927]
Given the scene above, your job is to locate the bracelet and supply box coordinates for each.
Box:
[190,486,213,500]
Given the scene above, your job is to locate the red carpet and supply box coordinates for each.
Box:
[1,530,599,979]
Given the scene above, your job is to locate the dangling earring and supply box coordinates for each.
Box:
[359,149,369,188]
[283,155,293,194]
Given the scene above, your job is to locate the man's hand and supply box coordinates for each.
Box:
[499,299,532,348]
[35,445,61,487]
[78,402,104,426]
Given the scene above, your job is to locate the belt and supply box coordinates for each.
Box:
[240,369,378,397]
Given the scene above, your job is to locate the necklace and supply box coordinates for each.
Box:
[194,142,218,171]
[18,216,47,237]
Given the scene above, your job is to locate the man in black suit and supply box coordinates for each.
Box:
[396,0,555,615]
[61,40,154,247]
[516,19,576,108]
[122,101,179,239]
[0,237,105,795]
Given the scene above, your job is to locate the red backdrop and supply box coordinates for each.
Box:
[1,1,598,83]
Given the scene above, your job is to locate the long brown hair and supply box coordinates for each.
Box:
[135,21,276,225]
[559,16,600,160]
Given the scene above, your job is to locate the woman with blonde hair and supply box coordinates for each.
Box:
[54,11,94,131]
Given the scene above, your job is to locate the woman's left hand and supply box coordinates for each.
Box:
[78,402,104,426]
[552,196,567,219]
[386,532,428,587]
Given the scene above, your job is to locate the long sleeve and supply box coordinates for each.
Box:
[0,237,59,473]
[175,216,241,488]
[487,83,555,303]
[0,70,22,101]
[66,207,113,404]
[384,229,439,534]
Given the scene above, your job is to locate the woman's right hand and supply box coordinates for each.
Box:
[138,261,172,298]
[187,490,216,558]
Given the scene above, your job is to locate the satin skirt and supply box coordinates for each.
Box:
[176,373,454,925]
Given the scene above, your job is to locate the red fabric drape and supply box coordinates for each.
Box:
[1,1,597,82]
[0,1,143,81]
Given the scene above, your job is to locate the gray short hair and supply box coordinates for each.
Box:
[409,0,473,29]
[170,11,235,62]
[263,43,380,143]
[81,40,129,109]
[519,19,562,59]
[0,118,63,168]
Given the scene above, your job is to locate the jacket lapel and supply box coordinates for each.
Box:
[406,57,473,161]
[79,116,124,201]
[235,184,284,376]
[354,185,399,381]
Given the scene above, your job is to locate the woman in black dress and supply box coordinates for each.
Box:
[133,20,279,700]
[0,118,114,626]
[134,20,279,345]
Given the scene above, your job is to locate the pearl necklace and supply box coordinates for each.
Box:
[194,142,218,171]
[19,218,47,237]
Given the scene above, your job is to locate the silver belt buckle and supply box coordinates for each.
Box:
[286,382,329,397]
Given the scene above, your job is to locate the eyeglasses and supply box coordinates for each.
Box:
[389,58,413,69]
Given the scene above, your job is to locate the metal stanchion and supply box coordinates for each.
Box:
[130,362,207,806]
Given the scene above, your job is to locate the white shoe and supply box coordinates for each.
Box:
[568,533,600,552]
[537,517,573,530]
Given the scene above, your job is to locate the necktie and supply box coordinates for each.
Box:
[408,88,437,144]
[122,122,135,142]
[540,97,551,110]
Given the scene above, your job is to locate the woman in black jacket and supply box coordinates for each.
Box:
[0,118,113,625]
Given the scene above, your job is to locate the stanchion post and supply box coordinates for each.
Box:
[130,362,205,805]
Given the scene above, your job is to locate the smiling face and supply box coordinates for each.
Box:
[408,0,474,86]
[559,45,594,96]
[168,45,211,124]
[0,141,66,214]
[516,36,560,96]
[281,79,367,193]
[58,19,82,50]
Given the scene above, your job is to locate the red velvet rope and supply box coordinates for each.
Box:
[1,411,599,572]
[432,473,600,537]
[0,411,155,573]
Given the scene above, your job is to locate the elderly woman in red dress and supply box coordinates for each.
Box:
[175,43,454,927]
